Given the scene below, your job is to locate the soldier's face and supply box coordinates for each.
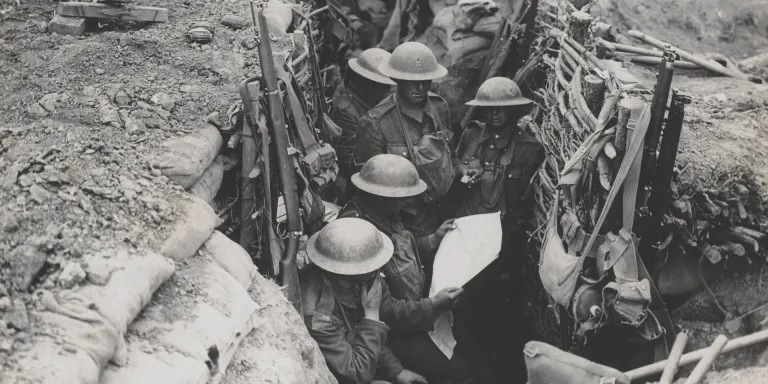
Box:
[485,106,515,128]
[374,195,401,216]
[397,80,432,105]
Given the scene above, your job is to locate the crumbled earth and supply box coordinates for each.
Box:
[0,0,330,380]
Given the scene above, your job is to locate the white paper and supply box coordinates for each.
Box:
[429,211,502,296]
[428,212,503,358]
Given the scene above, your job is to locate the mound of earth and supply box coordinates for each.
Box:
[0,0,333,382]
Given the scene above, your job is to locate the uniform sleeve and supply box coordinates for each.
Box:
[354,114,386,169]
[377,345,405,380]
[379,277,437,331]
[416,234,440,261]
[453,127,482,174]
[331,103,360,136]
[506,144,546,226]
[305,311,390,383]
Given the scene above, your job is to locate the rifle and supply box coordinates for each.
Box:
[646,90,691,247]
[325,0,363,54]
[637,47,676,214]
[252,2,304,316]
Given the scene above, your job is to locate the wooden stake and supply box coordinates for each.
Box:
[683,335,729,384]
[615,97,639,154]
[48,14,86,36]
[627,329,768,381]
[659,330,690,384]
[582,73,605,114]
[628,30,762,83]
[607,51,701,69]
[57,2,169,23]
[569,11,594,50]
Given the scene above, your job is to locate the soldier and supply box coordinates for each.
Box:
[453,77,545,382]
[301,218,464,384]
[339,153,489,384]
[354,42,455,237]
[331,48,395,199]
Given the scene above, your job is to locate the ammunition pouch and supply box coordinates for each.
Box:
[301,143,339,190]
[524,341,631,384]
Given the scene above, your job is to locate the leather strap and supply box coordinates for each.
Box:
[274,60,321,153]
[556,105,652,286]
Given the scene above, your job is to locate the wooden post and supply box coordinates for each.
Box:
[682,335,729,384]
[615,97,640,155]
[582,74,605,114]
[569,11,593,50]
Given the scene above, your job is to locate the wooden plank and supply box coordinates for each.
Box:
[56,2,168,23]
[48,14,86,36]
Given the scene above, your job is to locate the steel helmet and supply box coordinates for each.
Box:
[348,48,396,85]
[465,77,533,106]
[306,218,394,275]
[351,154,427,198]
[378,42,448,81]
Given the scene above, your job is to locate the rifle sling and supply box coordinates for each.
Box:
[274,62,321,153]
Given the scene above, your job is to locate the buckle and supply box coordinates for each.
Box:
[600,378,617,384]
[523,346,539,358]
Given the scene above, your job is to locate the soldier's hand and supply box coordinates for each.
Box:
[433,287,464,310]
[394,369,429,384]
[360,277,383,321]
[461,169,481,185]
[435,219,457,240]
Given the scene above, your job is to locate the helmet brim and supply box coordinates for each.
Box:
[465,97,534,106]
[378,63,448,81]
[351,173,428,198]
[348,58,396,85]
[306,230,394,275]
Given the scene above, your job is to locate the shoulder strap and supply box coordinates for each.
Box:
[275,61,320,153]
[572,105,651,272]
[393,96,418,160]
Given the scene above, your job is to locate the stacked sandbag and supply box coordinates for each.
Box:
[222,273,337,384]
[3,250,175,384]
[100,248,259,384]
[418,0,503,129]
[161,195,218,261]
[188,155,225,208]
[150,125,222,190]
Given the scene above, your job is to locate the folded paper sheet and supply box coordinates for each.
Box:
[428,211,502,358]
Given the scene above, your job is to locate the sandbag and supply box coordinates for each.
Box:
[102,252,258,384]
[161,195,217,261]
[5,291,122,384]
[7,333,103,384]
[203,230,258,290]
[221,274,336,384]
[262,1,293,33]
[187,155,225,207]
[100,343,209,384]
[428,6,493,66]
[150,125,222,189]
[77,249,175,333]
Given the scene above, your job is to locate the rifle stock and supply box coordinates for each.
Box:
[253,3,304,316]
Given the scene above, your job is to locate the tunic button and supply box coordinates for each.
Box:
[495,134,499,139]
[485,162,490,166]
[490,144,495,149]
[403,152,407,156]
[508,174,513,179]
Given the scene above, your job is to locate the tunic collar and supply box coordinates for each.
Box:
[396,94,438,124]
